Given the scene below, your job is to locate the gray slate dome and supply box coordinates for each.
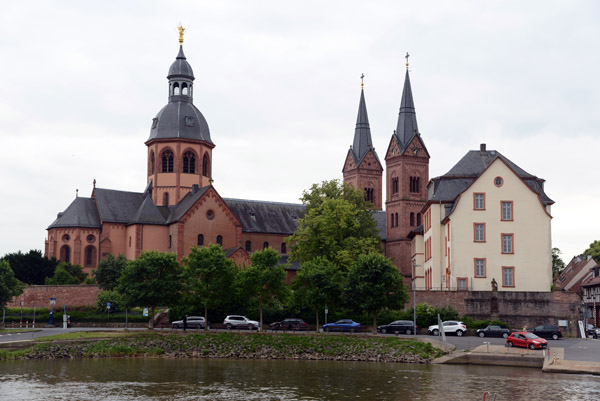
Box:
[147,45,212,144]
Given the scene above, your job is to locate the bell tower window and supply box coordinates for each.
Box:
[173,83,180,95]
[182,83,188,95]
[202,153,210,177]
[183,151,196,174]
[161,149,174,172]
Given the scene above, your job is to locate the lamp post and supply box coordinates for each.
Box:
[413,262,421,334]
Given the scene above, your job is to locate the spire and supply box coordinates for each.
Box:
[352,80,374,163]
[395,56,419,149]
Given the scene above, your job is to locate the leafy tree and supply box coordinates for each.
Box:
[291,257,342,329]
[95,290,124,313]
[552,247,566,277]
[45,263,80,285]
[117,251,182,328]
[181,245,237,330]
[238,248,288,330]
[344,253,408,333]
[62,263,87,283]
[94,254,128,290]
[287,180,381,272]
[0,260,24,309]
[1,250,58,284]
[584,240,600,264]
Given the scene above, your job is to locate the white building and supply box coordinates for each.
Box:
[411,144,554,292]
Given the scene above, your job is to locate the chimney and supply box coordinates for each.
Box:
[192,184,199,194]
[480,143,486,152]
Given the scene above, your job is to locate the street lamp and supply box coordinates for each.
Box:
[413,262,421,334]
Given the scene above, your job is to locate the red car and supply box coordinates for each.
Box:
[506,331,547,350]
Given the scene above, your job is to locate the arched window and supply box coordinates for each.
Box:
[150,151,155,174]
[417,213,422,226]
[173,83,180,95]
[202,153,210,177]
[183,151,196,174]
[216,235,223,246]
[281,243,287,254]
[182,83,188,95]
[390,213,394,228]
[245,240,251,252]
[394,213,399,228]
[410,212,415,227]
[263,241,269,249]
[60,245,71,263]
[161,149,174,172]
[85,246,96,267]
[197,234,204,246]
[163,192,169,206]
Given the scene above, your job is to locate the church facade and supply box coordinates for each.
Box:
[45,35,554,291]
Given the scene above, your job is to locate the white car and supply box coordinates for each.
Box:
[428,321,467,336]
[172,316,206,329]
[223,315,259,330]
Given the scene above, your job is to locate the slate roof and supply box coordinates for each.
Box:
[168,186,211,223]
[128,194,170,225]
[393,69,420,153]
[429,149,554,209]
[372,210,387,240]
[224,198,305,235]
[94,188,145,223]
[349,89,382,169]
[47,197,101,229]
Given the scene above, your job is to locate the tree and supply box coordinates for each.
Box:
[94,254,128,290]
[1,250,58,284]
[291,257,342,329]
[238,248,288,330]
[95,290,124,313]
[181,245,237,330]
[344,253,408,333]
[287,180,381,272]
[117,251,182,328]
[552,247,566,277]
[0,260,24,310]
[584,240,600,264]
[45,264,80,285]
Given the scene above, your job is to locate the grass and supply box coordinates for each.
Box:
[33,331,133,341]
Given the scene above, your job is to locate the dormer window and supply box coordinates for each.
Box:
[152,118,158,129]
[184,116,194,127]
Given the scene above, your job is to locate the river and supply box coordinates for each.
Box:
[1,358,599,400]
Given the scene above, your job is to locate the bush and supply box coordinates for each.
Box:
[95,291,124,313]
[460,316,511,330]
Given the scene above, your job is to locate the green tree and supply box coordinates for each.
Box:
[344,253,408,333]
[95,290,124,313]
[0,260,24,310]
[45,263,80,285]
[287,180,381,272]
[181,245,237,330]
[1,250,58,284]
[584,240,600,264]
[238,248,288,330]
[94,254,128,290]
[552,247,566,277]
[117,251,182,328]
[291,257,342,329]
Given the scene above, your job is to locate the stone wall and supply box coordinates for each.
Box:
[409,290,581,335]
[8,285,101,308]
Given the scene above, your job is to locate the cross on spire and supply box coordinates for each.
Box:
[405,52,410,70]
[361,73,365,89]
[178,24,185,45]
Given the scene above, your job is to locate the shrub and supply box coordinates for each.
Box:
[95,291,124,313]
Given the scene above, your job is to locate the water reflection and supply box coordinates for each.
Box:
[1,358,599,400]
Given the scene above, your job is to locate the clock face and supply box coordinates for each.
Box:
[412,147,420,156]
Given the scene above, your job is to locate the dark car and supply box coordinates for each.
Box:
[322,319,361,333]
[585,323,598,339]
[270,318,307,331]
[172,316,206,329]
[476,325,510,338]
[529,324,562,340]
[377,320,416,335]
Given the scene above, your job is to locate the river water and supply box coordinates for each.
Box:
[1,358,600,400]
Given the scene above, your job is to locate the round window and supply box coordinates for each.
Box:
[206,210,215,220]
[494,177,503,187]
[87,234,95,243]
[62,234,70,242]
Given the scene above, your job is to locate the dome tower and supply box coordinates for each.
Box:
[145,27,215,206]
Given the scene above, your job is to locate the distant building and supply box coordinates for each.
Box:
[555,254,596,293]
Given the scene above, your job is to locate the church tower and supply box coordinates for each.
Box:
[145,27,215,206]
[384,56,430,278]
[342,78,383,209]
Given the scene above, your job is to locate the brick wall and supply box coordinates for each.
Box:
[8,285,101,308]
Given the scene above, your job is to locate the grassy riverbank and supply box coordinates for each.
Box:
[0,332,445,363]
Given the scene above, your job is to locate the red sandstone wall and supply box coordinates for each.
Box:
[8,285,101,308]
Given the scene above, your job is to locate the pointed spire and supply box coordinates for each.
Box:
[352,78,374,163]
[395,57,419,149]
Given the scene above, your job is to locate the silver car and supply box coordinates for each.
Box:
[172,316,206,329]
[223,315,259,330]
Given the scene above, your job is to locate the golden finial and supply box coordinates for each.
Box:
[361,73,364,89]
[178,24,185,45]
[405,52,410,70]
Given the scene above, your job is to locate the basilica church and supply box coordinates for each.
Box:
[45,33,554,291]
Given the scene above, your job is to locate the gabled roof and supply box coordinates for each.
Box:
[224,198,305,235]
[48,197,101,229]
[94,188,145,223]
[168,185,212,223]
[128,194,169,225]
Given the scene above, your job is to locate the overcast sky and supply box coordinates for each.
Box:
[1,1,599,263]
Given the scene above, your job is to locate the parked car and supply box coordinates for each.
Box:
[223,315,259,330]
[428,321,467,336]
[322,319,361,333]
[585,324,598,339]
[172,316,206,329]
[528,324,562,340]
[377,320,416,335]
[476,325,510,338]
[506,331,547,349]
[270,318,307,331]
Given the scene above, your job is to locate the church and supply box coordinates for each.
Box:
[45,32,554,291]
